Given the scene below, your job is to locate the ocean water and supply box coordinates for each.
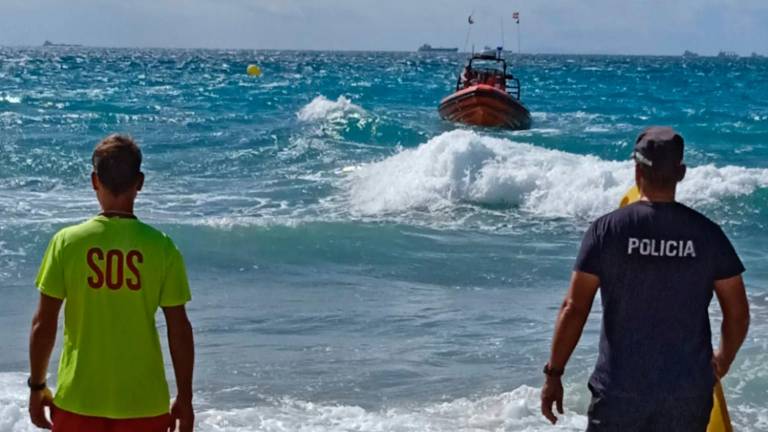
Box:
[1,48,768,431]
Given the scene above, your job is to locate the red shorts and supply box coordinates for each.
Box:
[52,406,171,432]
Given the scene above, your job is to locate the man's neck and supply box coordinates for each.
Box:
[100,209,135,216]
[640,187,676,203]
[99,199,135,215]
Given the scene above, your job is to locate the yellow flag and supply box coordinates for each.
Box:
[619,185,733,431]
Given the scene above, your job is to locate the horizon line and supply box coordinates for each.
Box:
[2,43,764,58]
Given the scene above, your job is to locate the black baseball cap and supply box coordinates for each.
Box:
[632,127,684,170]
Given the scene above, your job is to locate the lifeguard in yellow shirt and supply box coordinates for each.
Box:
[28,134,195,432]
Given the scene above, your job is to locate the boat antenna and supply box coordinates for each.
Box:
[463,10,475,54]
[500,17,505,50]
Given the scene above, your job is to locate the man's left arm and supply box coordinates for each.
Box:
[163,305,195,432]
[712,275,750,378]
[541,270,600,425]
[28,293,63,429]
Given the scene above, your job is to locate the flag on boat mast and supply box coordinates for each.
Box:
[468,14,474,25]
[513,12,521,54]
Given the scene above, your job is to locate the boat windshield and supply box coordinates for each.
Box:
[470,59,506,74]
[456,57,521,100]
[460,59,506,88]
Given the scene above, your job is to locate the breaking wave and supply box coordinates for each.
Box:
[297,95,367,123]
[346,130,768,219]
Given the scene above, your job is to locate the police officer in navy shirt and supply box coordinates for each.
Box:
[540,127,750,431]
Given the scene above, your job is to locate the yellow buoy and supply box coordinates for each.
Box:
[619,184,641,208]
[246,64,262,77]
[707,381,733,432]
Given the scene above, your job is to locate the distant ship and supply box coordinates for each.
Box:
[418,44,458,53]
[717,51,739,59]
[751,52,765,59]
[682,50,699,58]
[42,40,82,48]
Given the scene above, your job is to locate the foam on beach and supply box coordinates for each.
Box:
[0,372,586,432]
[196,386,588,432]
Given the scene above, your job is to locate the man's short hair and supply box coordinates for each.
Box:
[92,134,142,196]
[638,163,683,189]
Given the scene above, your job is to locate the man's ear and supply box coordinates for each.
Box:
[136,172,145,192]
[678,164,687,182]
[91,172,99,191]
[634,164,643,188]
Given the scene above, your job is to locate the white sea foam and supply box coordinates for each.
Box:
[2,130,766,231]
[0,241,25,257]
[0,95,22,104]
[4,368,766,431]
[297,95,367,123]
[0,373,37,432]
[0,372,585,432]
[196,386,587,432]
[678,164,768,206]
[261,80,291,89]
[346,130,768,219]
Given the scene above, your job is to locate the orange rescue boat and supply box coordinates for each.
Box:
[439,52,531,130]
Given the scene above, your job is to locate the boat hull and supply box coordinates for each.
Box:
[438,84,531,130]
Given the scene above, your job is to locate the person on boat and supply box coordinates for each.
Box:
[540,127,750,431]
[485,72,504,90]
[460,65,476,88]
[28,135,195,432]
[484,73,496,87]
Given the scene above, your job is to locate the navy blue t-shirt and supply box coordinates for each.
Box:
[575,201,744,398]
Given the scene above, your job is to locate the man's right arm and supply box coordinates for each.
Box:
[712,275,750,378]
[541,270,600,424]
[163,305,195,432]
[29,293,63,429]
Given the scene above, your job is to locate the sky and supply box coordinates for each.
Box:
[1,0,767,55]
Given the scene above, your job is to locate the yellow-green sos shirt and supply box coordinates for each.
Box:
[35,215,191,419]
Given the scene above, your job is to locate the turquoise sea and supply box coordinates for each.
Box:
[1,48,768,431]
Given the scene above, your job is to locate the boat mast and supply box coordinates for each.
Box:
[500,17,506,51]
[514,11,521,54]
[463,11,475,54]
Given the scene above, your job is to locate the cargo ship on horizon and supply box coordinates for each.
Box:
[417,44,458,53]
